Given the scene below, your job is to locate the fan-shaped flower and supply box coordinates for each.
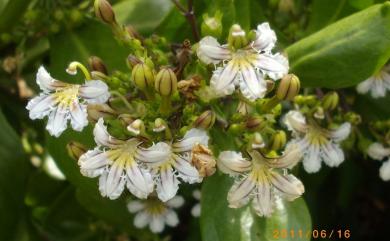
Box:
[356,64,390,98]
[367,142,390,181]
[283,110,351,173]
[78,118,153,200]
[127,195,184,233]
[197,22,288,101]
[217,145,303,217]
[136,128,209,202]
[26,66,110,137]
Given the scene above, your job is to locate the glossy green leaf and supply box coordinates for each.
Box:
[114,0,172,35]
[0,109,29,241]
[287,3,390,88]
[201,174,312,241]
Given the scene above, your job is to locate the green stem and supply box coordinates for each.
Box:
[159,96,172,116]
[110,91,134,111]
[262,96,281,113]
[68,61,92,80]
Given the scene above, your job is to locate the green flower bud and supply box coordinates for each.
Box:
[127,119,145,136]
[245,116,266,131]
[89,56,108,75]
[66,141,87,160]
[194,110,216,130]
[251,132,265,149]
[91,71,108,80]
[228,123,244,134]
[201,11,223,38]
[132,63,155,91]
[155,68,177,97]
[276,74,301,101]
[153,118,167,132]
[94,0,116,25]
[228,24,248,49]
[321,91,339,111]
[270,130,287,150]
[345,112,361,125]
[314,107,325,119]
[87,104,116,123]
[118,114,134,126]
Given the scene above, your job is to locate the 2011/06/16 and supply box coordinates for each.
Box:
[273,229,351,239]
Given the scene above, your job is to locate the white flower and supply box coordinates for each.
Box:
[136,128,209,202]
[26,66,110,137]
[191,189,201,217]
[218,145,303,217]
[127,196,184,233]
[78,118,153,200]
[356,64,390,98]
[367,142,390,181]
[283,110,351,173]
[197,22,288,101]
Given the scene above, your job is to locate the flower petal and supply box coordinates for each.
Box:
[269,172,304,200]
[165,210,179,227]
[172,128,209,152]
[172,155,201,184]
[78,148,108,177]
[156,166,179,202]
[93,118,124,148]
[367,142,390,160]
[149,215,165,233]
[238,60,267,101]
[283,110,307,133]
[265,143,302,169]
[210,61,239,96]
[36,66,67,92]
[330,122,351,143]
[26,94,56,120]
[79,80,110,104]
[252,22,277,52]
[136,142,171,164]
[302,144,322,173]
[125,161,154,199]
[166,195,185,208]
[253,53,289,80]
[227,175,256,208]
[321,143,344,167]
[217,151,252,176]
[252,180,273,217]
[46,104,69,137]
[191,203,201,217]
[356,77,373,95]
[69,100,88,131]
[134,211,150,228]
[379,159,390,181]
[197,36,231,65]
[127,200,145,213]
[99,162,126,200]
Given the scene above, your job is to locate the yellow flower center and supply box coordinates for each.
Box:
[145,199,168,215]
[53,85,80,107]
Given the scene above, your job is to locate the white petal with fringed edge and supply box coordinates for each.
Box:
[357,65,390,98]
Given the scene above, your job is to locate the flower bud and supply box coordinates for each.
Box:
[321,91,339,111]
[314,107,325,119]
[153,118,167,132]
[276,74,300,101]
[228,24,248,49]
[155,68,177,97]
[270,130,287,150]
[131,63,155,91]
[345,112,361,125]
[252,132,265,149]
[67,141,87,160]
[87,104,116,122]
[91,71,108,80]
[127,55,142,68]
[88,56,108,75]
[201,11,223,38]
[127,119,144,135]
[191,144,216,177]
[245,116,266,131]
[237,101,252,116]
[194,110,216,130]
[94,0,116,25]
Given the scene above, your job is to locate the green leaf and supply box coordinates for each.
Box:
[0,109,29,241]
[46,127,134,232]
[201,174,312,241]
[114,0,172,35]
[49,19,129,81]
[0,0,31,32]
[286,3,390,88]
